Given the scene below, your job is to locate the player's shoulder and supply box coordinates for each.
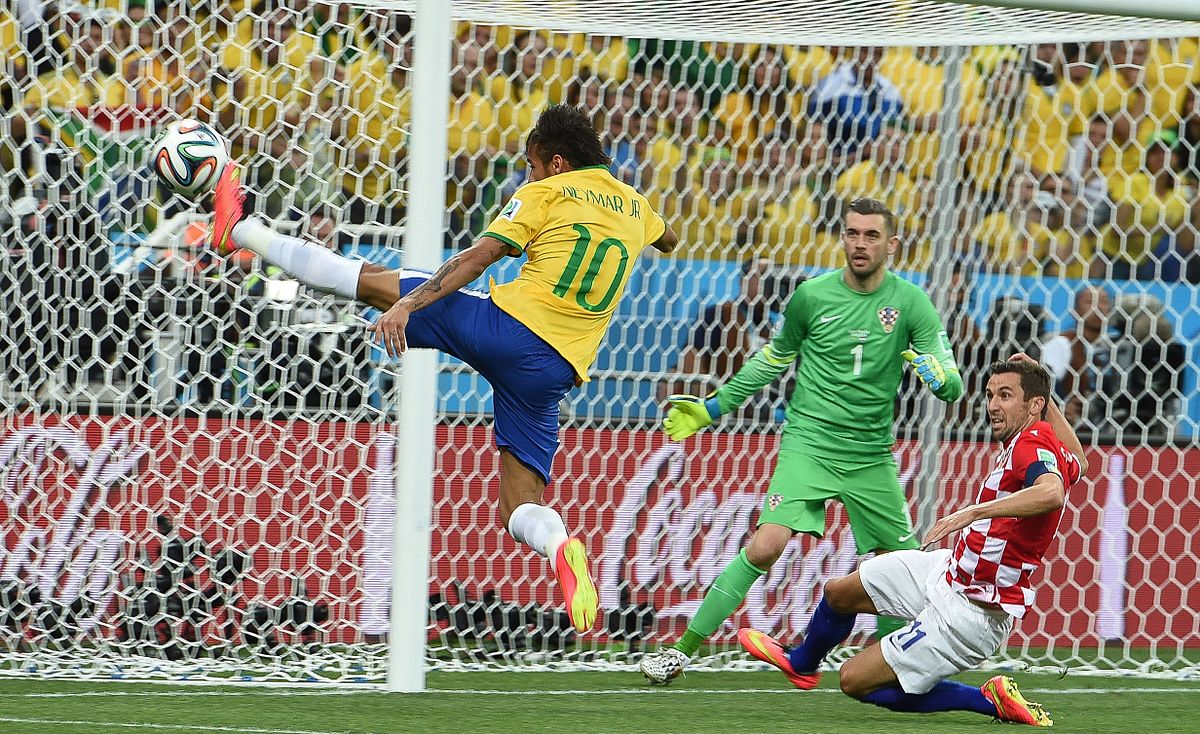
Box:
[884,273,939,313]
[1013,421,1068,458]
[885,271,929,298]
[803,270,842,292]
[511,177,557,200]
[1013,420,1082,483]
[784,270,831,308]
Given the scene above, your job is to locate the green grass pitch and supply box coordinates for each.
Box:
[1,672,1198,734]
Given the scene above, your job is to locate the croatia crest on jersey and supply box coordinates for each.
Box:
[877,306,900,334]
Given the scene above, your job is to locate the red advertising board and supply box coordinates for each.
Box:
[1,413,1196,649]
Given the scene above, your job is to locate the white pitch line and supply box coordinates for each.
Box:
[420,686,1200,695]
[0,717,357,734]
[4,686,1200,698]
[10,689,374,698]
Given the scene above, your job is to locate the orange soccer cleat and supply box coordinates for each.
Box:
[737,627,822,690]
[982,675,1054,727]
[210,162,245,254]
[554,538,597,633]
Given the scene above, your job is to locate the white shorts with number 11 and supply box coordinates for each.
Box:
[858,548,1014,694]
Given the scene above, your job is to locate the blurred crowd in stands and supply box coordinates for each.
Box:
[0,0,1195,439]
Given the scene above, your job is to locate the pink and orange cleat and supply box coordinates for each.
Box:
[737,628,822,690]
[982,675,1054,726]
[554,538,597,633]
[210,162,245,254]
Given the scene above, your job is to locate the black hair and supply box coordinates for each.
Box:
[525,104,612,169]
[845,197,897,237]
[986,359,1052,418]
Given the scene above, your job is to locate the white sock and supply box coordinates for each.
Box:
[506,503,569,559]
[231,217,362,299]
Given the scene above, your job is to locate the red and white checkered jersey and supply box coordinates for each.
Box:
[945,421,1082,618]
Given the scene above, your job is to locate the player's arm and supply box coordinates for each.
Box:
[662,288,805,441]
[650,224,679,254]
[370,236,510,355]
[922,469,1065,548]
[903,290,963,403]
[372,184,547,354]
[1009,352,1089,475]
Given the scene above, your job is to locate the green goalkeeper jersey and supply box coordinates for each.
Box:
[714,269,961,460]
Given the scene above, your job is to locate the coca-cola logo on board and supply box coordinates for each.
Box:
[1,424,148,630]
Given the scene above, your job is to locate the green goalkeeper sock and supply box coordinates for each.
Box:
[874,615,907,640]
[672,549,767,657]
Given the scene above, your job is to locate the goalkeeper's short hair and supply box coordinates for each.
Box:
[525,103,613,169]
[845,197,898,238]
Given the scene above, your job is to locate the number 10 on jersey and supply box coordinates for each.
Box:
[553,224,629,313]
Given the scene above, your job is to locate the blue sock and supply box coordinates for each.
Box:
[862,681,999,717]
[787,599,856,673]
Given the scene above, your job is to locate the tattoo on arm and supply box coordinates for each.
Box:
[399,252,487,312]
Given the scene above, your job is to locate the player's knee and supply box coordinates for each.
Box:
[822,575,864,614]
[744,541,783,569]
[838,666,869,699]
[745,525,792,568]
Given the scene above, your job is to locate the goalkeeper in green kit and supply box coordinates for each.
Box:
[640,197,962,685]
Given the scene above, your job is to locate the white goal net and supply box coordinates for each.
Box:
[2,0,1200,684]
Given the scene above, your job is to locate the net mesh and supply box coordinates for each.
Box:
[1,1,1199,684]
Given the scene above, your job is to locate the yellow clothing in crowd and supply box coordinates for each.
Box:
[1101,174,1191,266]
[711,91,803,164]
[1,9,25,70]
[22,67,124,110]
[490,75,552,157]
[757,189,841,269]
[880,48,982,180]
[1087,66,1187,185]
[1022,77,1090,177]
[674,183,757,260]
[972,211,1057,275]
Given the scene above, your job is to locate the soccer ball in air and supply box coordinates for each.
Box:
[150,119,230,197]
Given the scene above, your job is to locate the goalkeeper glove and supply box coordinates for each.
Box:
[901,349,947,392]
[663,394,722,441]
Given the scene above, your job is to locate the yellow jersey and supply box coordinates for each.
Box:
[485,166,666,381]
[1101,174,1190,265]
[971,211,1055,275]
[758,188,820,264]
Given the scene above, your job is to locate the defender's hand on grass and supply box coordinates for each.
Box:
[662,394,721,441]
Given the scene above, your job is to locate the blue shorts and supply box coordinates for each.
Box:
[397,271,576,483]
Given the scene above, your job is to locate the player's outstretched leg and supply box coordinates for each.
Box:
[639,523,792,685]
[488,326,596,635]
[736,572,868,689]
[211,162,245,253]
[737,628,822,690]
[210,163,385,308]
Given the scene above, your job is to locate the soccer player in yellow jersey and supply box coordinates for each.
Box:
[209,105,678,633]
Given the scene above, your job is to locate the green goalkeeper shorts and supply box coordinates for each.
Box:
[757,446,919,555]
